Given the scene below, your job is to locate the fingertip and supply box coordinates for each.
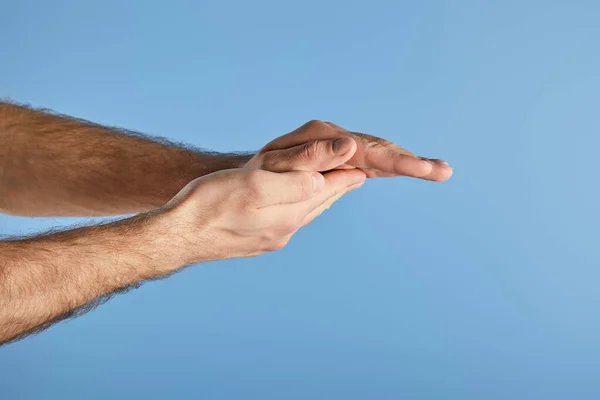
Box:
[438,166,454,181]
[355,176,366,188]
[418,159,434,176]
[427,159,453,181]
[426,164,454,182]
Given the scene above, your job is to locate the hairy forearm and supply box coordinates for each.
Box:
[0,101,253,216]
[0,209,182,345]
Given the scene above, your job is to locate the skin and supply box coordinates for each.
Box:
[250,120,452,181]
[0,101,452,345]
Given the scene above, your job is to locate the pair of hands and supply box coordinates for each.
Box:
[161,121,452,265]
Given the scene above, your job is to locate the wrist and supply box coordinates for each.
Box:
[203,153,254,172]
[143,204,228,269]
[125,208,190,274]
[226,153,255,169]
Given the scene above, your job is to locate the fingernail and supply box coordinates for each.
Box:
[419,159,434,173]
[422,157,450,167]
[430,158,450,167]
[312,172,325,193]
[332,137,354,156]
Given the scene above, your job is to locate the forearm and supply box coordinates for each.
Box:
[0,209,182,344]
[0,101,253,216]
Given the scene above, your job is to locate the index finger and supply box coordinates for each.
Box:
[348,132,452,181]
[349,144,434,178]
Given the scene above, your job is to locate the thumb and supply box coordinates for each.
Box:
[264,137,357,173]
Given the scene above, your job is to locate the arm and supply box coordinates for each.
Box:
[0,209,180,345]
[0,167,366,345]
[0,101,252,216]
[0,103,452,217]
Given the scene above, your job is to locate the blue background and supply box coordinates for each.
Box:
[1,0,600,398]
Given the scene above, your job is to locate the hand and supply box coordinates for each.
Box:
[245,120,453,181]
[160,168,366,265]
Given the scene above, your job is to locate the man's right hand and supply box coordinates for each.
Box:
[159,167,366,266]
[244,120,452,181]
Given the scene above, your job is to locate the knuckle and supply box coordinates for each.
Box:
[238,170,267,205]
[280,219,300,234]
[323,121,340,130]
[294,215,305,229]
[242,170,265,192]
[266,238,289,252]
[304,119,326,130]
[302,141,320,161]
[261,152,285,173]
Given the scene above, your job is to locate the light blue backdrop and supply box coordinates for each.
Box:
[1,0,599,399]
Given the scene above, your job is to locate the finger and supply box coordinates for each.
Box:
[302,169,366,220]
[302,180,364,226]
[349,130,416,154]
[356,146,434,178]
[254,169,365,235]
[261,138,357,173]
[341,129,453,181]
[264,120,344,150]
[360,168,399,178]
[382,141,417,158]
[250,170,326,208]
[327,129,428,177]
[418,158,454,182]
